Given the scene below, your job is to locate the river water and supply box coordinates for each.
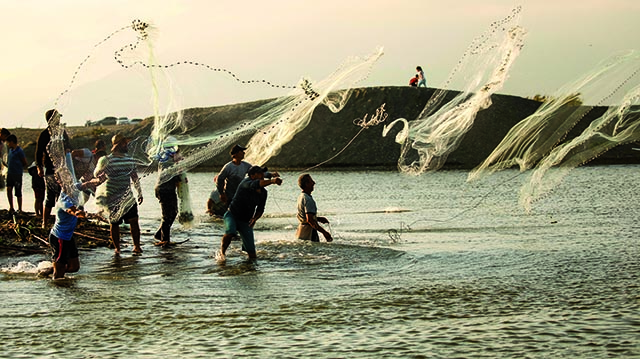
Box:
[0,166,638,358]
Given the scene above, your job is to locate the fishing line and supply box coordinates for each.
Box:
[383,7,525,175]
[387,171,524,241]
[299,103,389,173]
[46,18,385,237]
[114,20,298,90]
[266,103,389,240]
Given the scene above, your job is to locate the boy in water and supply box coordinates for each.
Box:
[295,174,332,242]
[48,192,85,279]
[5,134,28,213]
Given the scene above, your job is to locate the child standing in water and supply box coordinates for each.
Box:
[49,193,85,279]
[47,175,98,280]
[5,134,28,213]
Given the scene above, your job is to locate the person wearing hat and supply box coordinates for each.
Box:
[154,136,183,247]
[93,133,144,255]
[218,165,282,261]
[35,109,71,228]
[215,144,251,206]
[208,144,279,216]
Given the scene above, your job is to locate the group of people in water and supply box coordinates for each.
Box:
[209,144,332,262]
[1,109,333,279]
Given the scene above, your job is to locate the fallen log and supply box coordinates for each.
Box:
[31,234,50,247]
[0,245,45,254]
[73,231,110,242]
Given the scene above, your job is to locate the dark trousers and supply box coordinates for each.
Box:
[155,189,178,242]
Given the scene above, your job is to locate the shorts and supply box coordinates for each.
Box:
[6,173,22,197]
[223,211,255,254]
[34,188,45,200]
[296,223,320,242]
[155,189,178,223]
[208,190,227,216]
[49,234,79,265]
[110,203,139,225]
[44,175,61,208]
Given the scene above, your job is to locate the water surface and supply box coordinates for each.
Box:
[1,166,638,358]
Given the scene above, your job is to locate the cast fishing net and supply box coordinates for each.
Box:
[382,6,526,175]
[468,50,640,211]
[45,19,383,223]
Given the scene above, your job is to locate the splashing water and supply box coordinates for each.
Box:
[468,50,640,211]
[382,7,526,175]
[177,172,194,227]
[1,261,52,275]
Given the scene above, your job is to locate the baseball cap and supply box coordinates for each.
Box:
[248,165,268,176]
[230,144,247,155]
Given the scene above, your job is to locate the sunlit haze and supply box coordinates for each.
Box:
[1,0,637,128]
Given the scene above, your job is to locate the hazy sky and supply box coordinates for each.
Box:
[1,0,637,128]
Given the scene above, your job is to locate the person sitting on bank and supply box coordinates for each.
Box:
[295,174,332,242]
[409,74,419,87]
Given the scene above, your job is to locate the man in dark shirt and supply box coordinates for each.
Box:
[217,165,282,261]
[35,109,71,228]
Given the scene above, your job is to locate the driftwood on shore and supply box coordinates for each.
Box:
[0,210,115,256]
[73,231,111,243]
[0,244,45,254]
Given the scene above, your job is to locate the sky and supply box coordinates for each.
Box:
[1,0,638,128]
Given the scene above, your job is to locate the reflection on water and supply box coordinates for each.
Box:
[0,167,638,358]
